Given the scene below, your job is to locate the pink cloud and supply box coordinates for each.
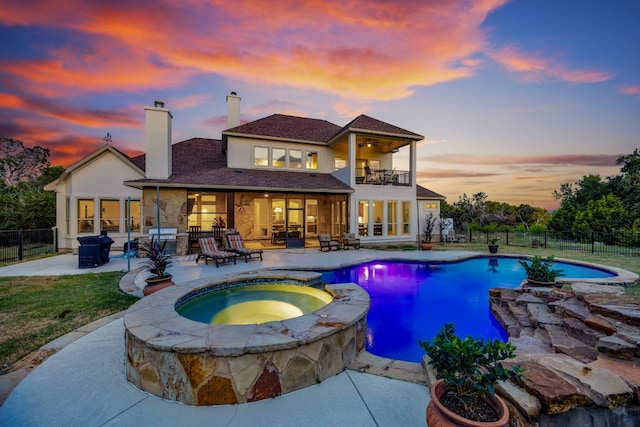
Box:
[0,0,507,101]
[489,45,612,84]
[428,153,620,167]
[617,84,640,96]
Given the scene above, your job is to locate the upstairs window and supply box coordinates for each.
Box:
[334,157,346,170]
[272,148,286,168]
[253,146,269,167]
[306,151,318,169]
[290,149,302,168]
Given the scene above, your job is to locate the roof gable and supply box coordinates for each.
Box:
[336,114,424,141]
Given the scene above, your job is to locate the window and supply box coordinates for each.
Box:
[358,201,369,237]
[77,199,94,233]
[401,201,411,235]
[187,192,227,229]
[272,148,286,168]
[423,202,438,211]
[290,149,302,168]
[254,146,269,166]
[306,151,318,169]
[100,200,120,232]
[334,157,346,170]
[369,159,381,170]
[387,201,397,236]
[373,201,383,236]
[65,198,70,235]
[125,200,141,232]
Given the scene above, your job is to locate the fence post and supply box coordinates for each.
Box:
[18,228,24,261]
[591,231,595,253]
[544,231,547,248]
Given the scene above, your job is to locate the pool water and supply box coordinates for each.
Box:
[177,283,333,325]
[320,257,614,363]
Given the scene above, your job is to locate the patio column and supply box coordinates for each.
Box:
[348,133,358,235]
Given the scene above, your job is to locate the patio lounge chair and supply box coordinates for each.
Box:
[226,232,263,262]
[196,236,237,267]
[342,233,361,250]
[318,234,340,251]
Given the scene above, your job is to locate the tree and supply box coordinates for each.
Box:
[0,138,51,186]
[572,195,628,244]
[0,138,60,229]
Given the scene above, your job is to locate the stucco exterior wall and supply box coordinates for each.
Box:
[49,149,144,251]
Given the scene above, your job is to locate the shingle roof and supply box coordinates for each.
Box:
[224,114,341,143]
[339,114,424,139]
[126,138,352,193]
[416,184,445,199]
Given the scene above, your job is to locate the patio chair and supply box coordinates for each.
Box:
[226,232,263,262]
[318,234,340,251]
[342,233,361,250]
[196,236,237,267]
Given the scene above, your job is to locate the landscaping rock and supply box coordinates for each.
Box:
[527,303,564,327]
[588,357,640,402]
[491,303,521,337]
[549,297,591,321]
[562,317,605,347]
[584,316,617,335]
[496,379,541,422]
[516,293,545,306]
[597,335,637,360]
[544,324,599,363]
[571,283,625,299]
[584,294,640,326]
[510,357,592,414]
[538,354,634,409]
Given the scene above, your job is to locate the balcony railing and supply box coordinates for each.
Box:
[355,168,411,186]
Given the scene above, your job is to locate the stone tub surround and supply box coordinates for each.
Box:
[481,282,640,426]
[124,271,369,405]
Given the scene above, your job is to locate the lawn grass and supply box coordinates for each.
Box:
[0,272,138,370]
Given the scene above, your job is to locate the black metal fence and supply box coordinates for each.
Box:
[0,228,56,263]
[461,229,640,256]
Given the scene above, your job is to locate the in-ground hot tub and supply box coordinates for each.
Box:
[177,282,334,325]
[124,271,369,405]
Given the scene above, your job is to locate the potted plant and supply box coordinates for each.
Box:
[140,236,174,295]
[517,255,564,286]
[421,212,437,250]
[488,237,499,254]
[419,323,524,426]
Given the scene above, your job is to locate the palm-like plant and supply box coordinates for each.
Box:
[140,237,173,279]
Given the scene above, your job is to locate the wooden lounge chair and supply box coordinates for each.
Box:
[226,232,263,262]
[196,236,237,267]
[342,233,361,250]
[318,234,340,251]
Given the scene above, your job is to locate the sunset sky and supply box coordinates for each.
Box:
[1,0,638,210]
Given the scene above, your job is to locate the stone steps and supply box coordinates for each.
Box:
[486,283,640,425]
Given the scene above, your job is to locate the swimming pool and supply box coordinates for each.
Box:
[320,257,615,363]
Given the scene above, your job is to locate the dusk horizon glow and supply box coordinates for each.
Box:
[1,0,638,210]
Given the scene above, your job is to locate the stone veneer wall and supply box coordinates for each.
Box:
[142,187,189,254]
[125,317,366,405]
[124,276,369,406]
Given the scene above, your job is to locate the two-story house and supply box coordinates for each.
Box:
[46,93,444,253]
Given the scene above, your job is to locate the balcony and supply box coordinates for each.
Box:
[355,168,411,186]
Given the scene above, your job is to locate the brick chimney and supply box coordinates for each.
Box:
[226,92,241,129]
[145,101,172,179]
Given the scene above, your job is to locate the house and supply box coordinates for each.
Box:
[46,93,445,253]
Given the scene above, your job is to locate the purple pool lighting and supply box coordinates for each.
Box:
[320,257,615,363]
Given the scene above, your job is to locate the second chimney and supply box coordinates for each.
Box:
[145,101,172,180]
[226,92,241,129]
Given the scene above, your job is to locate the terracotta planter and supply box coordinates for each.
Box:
[488,245,499,254]
[143,275,174,296]
[420,242,433,250]
[525,278,558,287]
[426,379,509,427]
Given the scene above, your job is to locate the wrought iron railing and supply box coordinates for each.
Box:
[355,168,411,186]
[0,228,56,263]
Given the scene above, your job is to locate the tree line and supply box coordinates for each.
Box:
[441,149,640,244]
[0,138,63,230]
